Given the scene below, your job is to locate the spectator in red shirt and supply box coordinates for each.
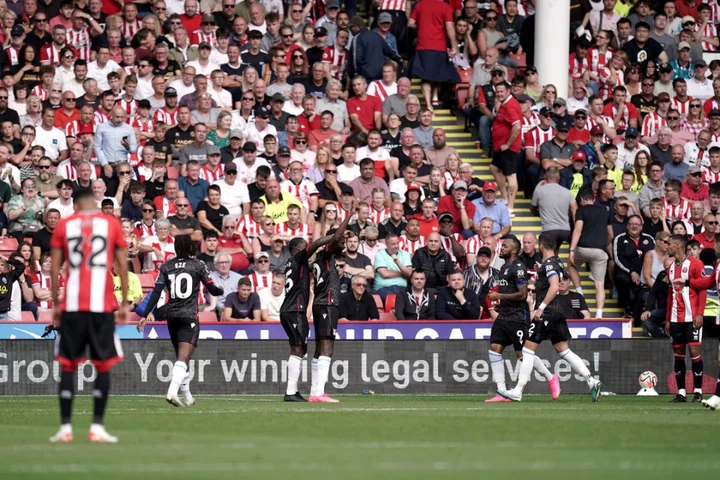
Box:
[682,167,710,201]
[692,214,717,249]
[490,82,522,217]
[218,215,251,272]
[180,0,203,36]
[417,197,440,238]
[567,109,590,147]
[347,76,382,133]
[437,180,476,238]
[407,0,460,110]
[602,85,639,133]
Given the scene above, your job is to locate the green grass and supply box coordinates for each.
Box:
[1,395,719,479]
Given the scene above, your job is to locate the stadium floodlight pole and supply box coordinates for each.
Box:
[535,0,570,99]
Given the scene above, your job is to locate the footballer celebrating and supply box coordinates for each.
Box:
[50,188,129,444]
[485,236,559,403]
[137,235,224,407]
[666,234,707,403]
[498,232,602,402]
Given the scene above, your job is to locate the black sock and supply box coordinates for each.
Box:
[692,357,704,391]
[92,371,110,425]
[674,359,687,394]
[59,370,74,424]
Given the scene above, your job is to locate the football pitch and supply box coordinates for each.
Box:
[0,395,718,480]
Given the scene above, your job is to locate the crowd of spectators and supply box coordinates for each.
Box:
[3,1,720,334]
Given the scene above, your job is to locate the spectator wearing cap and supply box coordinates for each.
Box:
[641,92,671,142]
[437,180,476,238]
[177,159,210,211]
[235,141,272,185]
[221,129,245,165]
[576,124,605,168]
[567,109,590,148]
[532,166,577,248]
[243,106,278,154]
[551,97,572,127]
[471,182,511,238]
[670,41,695,80]
[539,117,577,172]
[683,128,712,167]
[373,12,399,56]
[305,26,330,69]
[682,166,710,201]
[348,16,403,83]
[622,21,668,66]
[654,62,675,97]
[616,127,650,170]
[688,60,713,100]
[186,40,220,79]
[213,162,251,217]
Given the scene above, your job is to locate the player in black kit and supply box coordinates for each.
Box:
[485,236,559,403]
[499,233,602,402]
[307,200,355,403]
[137,235,224,407]
[281,229,344,402]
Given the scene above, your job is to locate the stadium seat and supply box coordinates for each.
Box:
[373,294,384,312]
[384,294,396,313]
[21,311,35,322]
[508,53,527,71]
[379,311,395,321]
[38,311,52,323]
[199,311,218,322]
[137,274,156,292]
[0,237,18,256]
[167,166,179,179]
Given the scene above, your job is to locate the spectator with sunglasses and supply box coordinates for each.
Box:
[681,167,710,202]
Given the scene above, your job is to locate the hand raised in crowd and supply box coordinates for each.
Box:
[103,164,114,178]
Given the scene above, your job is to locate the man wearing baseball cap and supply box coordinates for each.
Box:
[688,58,712,100]
[437,180,476,238]
[539,118,577,172]
[641,92,671,141]
[559,151,592,198]
[471,182,511,239]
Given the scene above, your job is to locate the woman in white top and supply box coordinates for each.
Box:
[642,231,669,288]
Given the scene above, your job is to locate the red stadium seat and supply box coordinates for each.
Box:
[167,166,179,179]
[457,68,472,84]
[384,294,396,313]
[137,274,156,292]
[509,53,527,70]
[379,311,396,321]
[0,237,18,256]
[373,294,384,312]
[199,311,218,322]
[38,311,52,323]
[21,311,35,322]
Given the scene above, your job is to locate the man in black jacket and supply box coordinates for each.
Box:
[411,232,455,291]
[348,16,403,82]
[613,215,655,319]
[338,276,379,321]
[395,269,435,320]
[436,270,481,320]
[0,254,29,319]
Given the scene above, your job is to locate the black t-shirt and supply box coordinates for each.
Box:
[145,138,173,164]
[247,182,266,201]
[535,256,565,316]
[390,145,411,172]
[622,38,665,65]
[630,94,657,122]
[0,109,20,128]
[642,218,665,238]
[225,291,261,319]
[556,291,589,319]
[145,179,165,200]
[166,125,195,152]
[197,252,216,272]
[75,95,100,111]
[152,59,183,82]
[31,227,52,256]
[576,204,610,250]
[303,78,328,99]
[241,51,266,74]
[518,250,542,271]
[382,131,401,151]
[0,258,25,313]
[315,180,350,203]
[306,46,324,67]
[168,215,201,233]
[269,111,290,132]
[400,116,420,129]
[195,200,229,234]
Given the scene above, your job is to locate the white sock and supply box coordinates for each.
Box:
[533,355,553,381]
[576,287,584,296]
[180,373,193,402]
[679,388,687,397]
[167,361,187,398]
[694,387,703,394]
[316,356,331,396]
[59,424,72,433]
[558,349,594,387]
[488,350,506,391]
[595,309,603,318]
[310,358,319,396]
[516,347,535,393]
[286,355,302,395]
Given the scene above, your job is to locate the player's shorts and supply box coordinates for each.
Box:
[167,316,200,348]
[280,311,309,347]
[527,315,571,345]
[491,149,520,176]
[490,321,527,352]
[670,322,703,347]
[312,305,339,340]
[54,312,123,371]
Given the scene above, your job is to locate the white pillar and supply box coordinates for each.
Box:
[535,0,571,99]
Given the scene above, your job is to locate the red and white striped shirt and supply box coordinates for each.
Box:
[587,115,615,143]
[66,120,93,138]
[440,233,462,262]
[130,115,153,145]
[30,85,49,101]
[641,112,667,138]
[667,256,706,324]
[702,166,720,184]
[705,0,720,23]
[523,125,555,157]
[568,53,589,80]
[190,29,217,47]
[66,27,92,61]
[94,110,111,126]
[50,212,125,313]
[598,66,624,99]
[4,46,20,67]
[337,206,353,223]
[153,106,179,127]
[39,43,65,66]
[672,96,692,117]
[464,234,485,257]
[664,198,692,222]
[378,0,406,11]
[521,112,540,135]
[398,234,426,255]
[369,206,390,224]
[587,47,613,73]
[280,179,319,212]
[144,236,176,275]
[275,221,310,240]
[236,214,263,238]
[199,164,224,183]
[118,97,138,117]
[134,220,155,239]
[321,46,349,82]
[701,22,718,52]
[31,272,64,309]
[122,19,142,40]
[247,271,272,292]
[154,196,179,218]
